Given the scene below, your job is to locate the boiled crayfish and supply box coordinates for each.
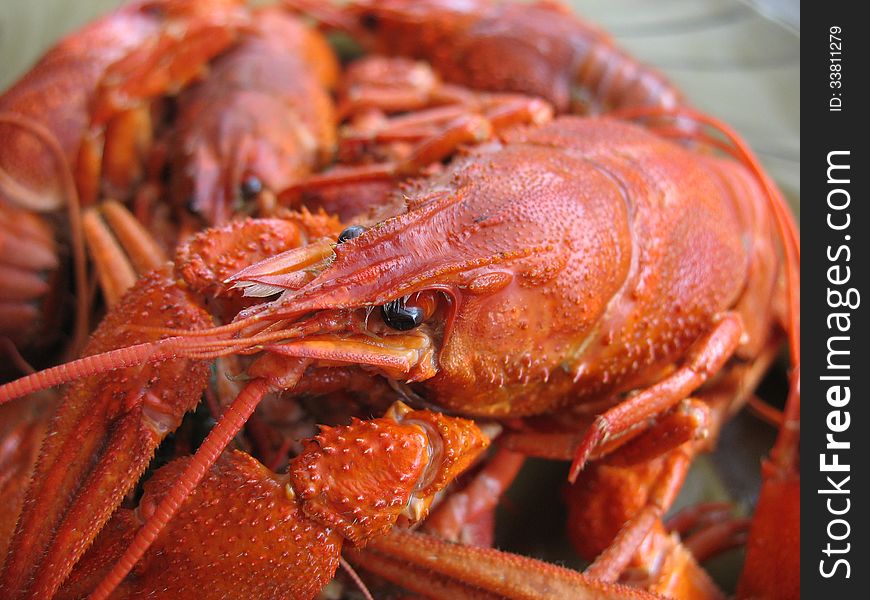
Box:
[0,0,340,353]
[0,0,798,598]
[1,110,798,597]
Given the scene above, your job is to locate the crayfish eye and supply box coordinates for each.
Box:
[381,298,425,331]
[380,292,439,331]
[240,175,263,200]
[360,12,380,30]
[338,225,367,244]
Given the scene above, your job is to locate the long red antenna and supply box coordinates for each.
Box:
[89,376,277,599]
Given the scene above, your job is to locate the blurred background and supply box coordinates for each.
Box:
[0,0,800,592]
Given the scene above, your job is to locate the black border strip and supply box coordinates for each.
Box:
[803,4,867,597]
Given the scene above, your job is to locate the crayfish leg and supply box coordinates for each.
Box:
[626,522,726,600]
[737,370,799,599]
[584,450,693,582]
[736,474,799,599]
[96,200,166,279]
[667,504,750,565]
[567,437,727,599]
[83,200,167,308]
[0,391,58,563]
[0,267,212,599]
[80,403,489,599]
[569,312,744,481]
[567,399,710,563]
[346,529,661,600]
[423,448,525,545]
[88,2,247,128]
[288,88,552,201]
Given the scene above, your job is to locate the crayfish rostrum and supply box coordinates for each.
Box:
[0,1,799,599]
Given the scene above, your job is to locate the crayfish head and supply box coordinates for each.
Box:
[289,401,488,545]
[172,94,317,227]
[225,216,464,384]
[170,8,338,227]
[229,121,634,416]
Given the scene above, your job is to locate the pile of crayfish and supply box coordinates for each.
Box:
[0,0,799,598]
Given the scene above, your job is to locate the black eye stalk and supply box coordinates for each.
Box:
[381,297,425,331]
[337,225,367,244]
[240,175,263,201]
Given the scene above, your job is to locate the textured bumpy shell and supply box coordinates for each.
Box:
[170,6,339,225]
[61,452,342,599]
[263,117,769,417]
[0,0,246,210]
[291,418,432,544]
[57,407,487,599]
[1,267,213,598]
[344,0,680,113]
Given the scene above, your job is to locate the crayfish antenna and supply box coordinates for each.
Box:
[0,335,221,404]
[339,557,375,600]
[88,375,284,600]
[0,341,158,403]
[0,268,215,598]
[0,315,318,404]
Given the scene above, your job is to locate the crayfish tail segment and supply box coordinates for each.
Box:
[0,113,89,354]
[0,202,60,349]
[346,529,661,600]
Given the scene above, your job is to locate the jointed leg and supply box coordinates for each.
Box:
[83,200,167,307]
[424,448,526,544]
[569,312,744,481]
